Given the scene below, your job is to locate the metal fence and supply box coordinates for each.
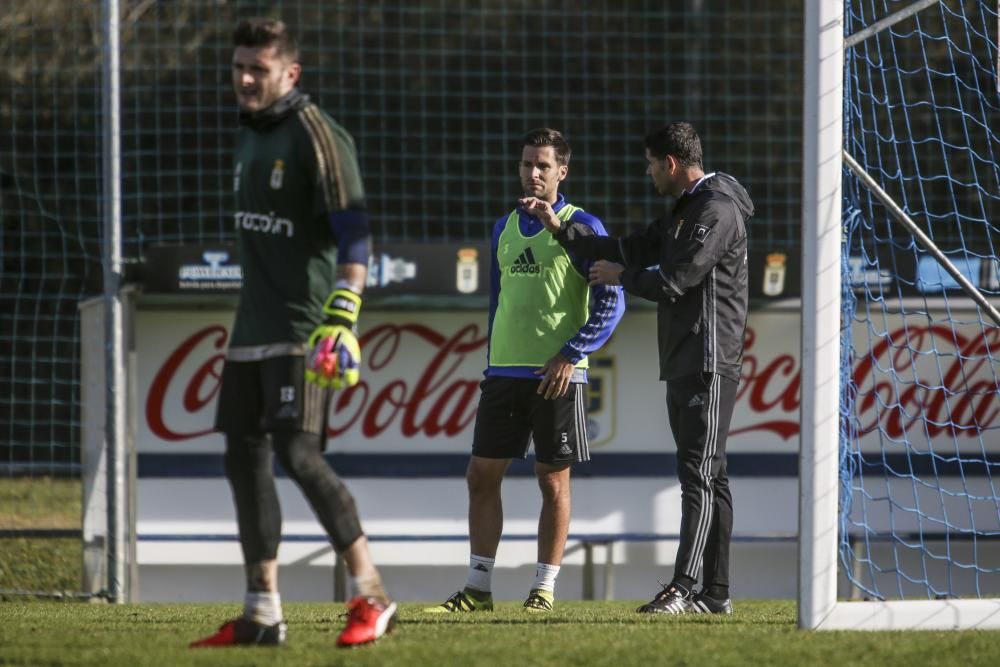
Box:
[2,0,806,477]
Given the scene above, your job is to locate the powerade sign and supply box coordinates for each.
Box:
[361,243,490,296]
[843,251,999,297]
[141,244,998,299]
[846,256,893,290]
[915,255,1000,294]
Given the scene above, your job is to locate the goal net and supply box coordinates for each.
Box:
[803,0,1000,629]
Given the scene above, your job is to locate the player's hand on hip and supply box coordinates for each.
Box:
[518,197,561,234]
[589,260,624,286]
[305,288,363,389]
[534,353,574,400]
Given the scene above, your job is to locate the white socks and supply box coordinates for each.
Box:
[465,554,495,593]
[464,556,560,595]
[533,562,560,593]
[351,571,388,601]
[244,591,283,626]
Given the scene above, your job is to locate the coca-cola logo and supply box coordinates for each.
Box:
[325,323,484,438]
[144,320,1000,444]
[733,327,801,440]
[146,323,486,441]
[852,324,1000,439]
[146,325,228,441]
[732,324,1000,440]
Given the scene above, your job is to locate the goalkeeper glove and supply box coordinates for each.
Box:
[305,287,362,389]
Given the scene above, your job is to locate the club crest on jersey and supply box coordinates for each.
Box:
[270,159,285,189]
[693,223,711,243]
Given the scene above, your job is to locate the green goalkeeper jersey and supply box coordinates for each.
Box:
[228,91,366,351]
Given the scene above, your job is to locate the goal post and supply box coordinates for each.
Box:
[798,0,844,631]
[799,0,1000,630]
[101,0,130,606]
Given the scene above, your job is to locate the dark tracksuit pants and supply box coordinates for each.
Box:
[666,372,738,590]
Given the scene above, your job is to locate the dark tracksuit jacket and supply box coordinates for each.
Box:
[555,172,753,383]
[555,172,754,590]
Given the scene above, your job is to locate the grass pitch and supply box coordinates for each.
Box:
[1,477,81,594]
[3,478,999,665]
[2,599,1000,667]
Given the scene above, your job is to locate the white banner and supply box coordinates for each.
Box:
[136,304,1000,456]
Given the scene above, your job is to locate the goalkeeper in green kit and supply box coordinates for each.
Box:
[190,17,395,650]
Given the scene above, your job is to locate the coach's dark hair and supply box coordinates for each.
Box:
[232,17,299,62]
[644,122,703,169]
[523,128,572,166]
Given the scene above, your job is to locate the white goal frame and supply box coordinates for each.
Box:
[798,0,1000,630]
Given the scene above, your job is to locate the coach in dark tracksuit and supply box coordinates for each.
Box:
[528,121,753,615]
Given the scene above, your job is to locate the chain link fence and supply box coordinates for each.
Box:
[1,0,805,595]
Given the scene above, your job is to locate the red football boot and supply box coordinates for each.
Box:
[336,596,398,648]
[190,617,287,647]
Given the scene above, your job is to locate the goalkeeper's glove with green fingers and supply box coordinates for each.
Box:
[306,287,362,389]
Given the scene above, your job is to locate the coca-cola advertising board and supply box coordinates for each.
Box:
[136,304,1000,461]
[92,298,1000,601]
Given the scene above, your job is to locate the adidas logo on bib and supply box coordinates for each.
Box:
[510,247,541,275]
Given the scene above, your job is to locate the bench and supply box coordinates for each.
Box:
[332,531,800,601]
[137,530,798,600]
[138,529,998,601]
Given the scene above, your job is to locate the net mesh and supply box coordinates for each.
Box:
[840,0,1000,599]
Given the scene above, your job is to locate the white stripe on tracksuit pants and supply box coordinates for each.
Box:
[666,370,738,591]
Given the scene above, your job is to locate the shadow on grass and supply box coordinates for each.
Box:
[379,614,793,627]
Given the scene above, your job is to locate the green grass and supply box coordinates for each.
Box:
[3,478,999,665]
[0,477,80,529]
[1,600,999,666]
[1,477,82,594]
[0,537,81,593]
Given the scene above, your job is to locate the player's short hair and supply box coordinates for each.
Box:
[523,128,572,166]
[232,17,299,62]
[645,122,703,169]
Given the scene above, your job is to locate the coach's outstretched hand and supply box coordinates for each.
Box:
[589,260,625,287]
[306,288,362,389]
[519,197,562,234]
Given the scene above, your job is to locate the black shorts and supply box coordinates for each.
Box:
[472,376,590,465]
[214,355,330,437]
